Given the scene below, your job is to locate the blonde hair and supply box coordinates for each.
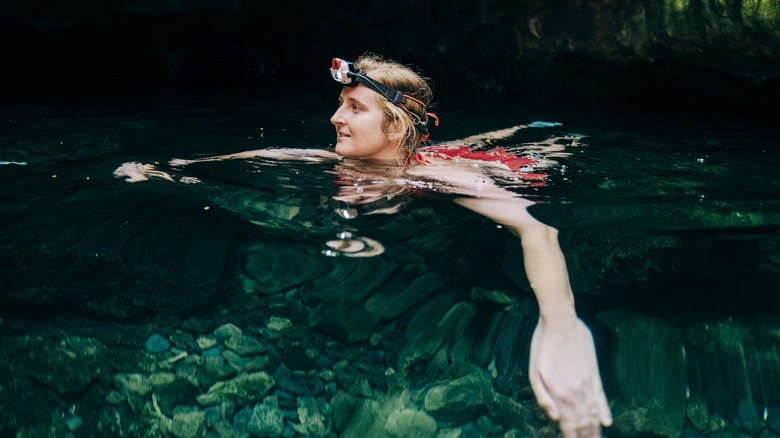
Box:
[353,54,434,161]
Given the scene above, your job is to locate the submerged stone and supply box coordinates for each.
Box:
[214,323,243,344]
[199,356,239,388]
[297,396,331,437]
[213,421,249,438]
[154,376,201,416]
[170,411,206,438]
[23,337,105,394]
[246,403,285,437]
[145,333,171,353]
[197,372,275,407]
[384,409,437,438]
[274,365,324,396]
[309,298,379,343]
[113,373,152,397]
[340,399,390,438]
[423,363,494,422]
[224,335,266,355]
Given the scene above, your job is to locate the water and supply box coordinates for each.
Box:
[1,91,779,437]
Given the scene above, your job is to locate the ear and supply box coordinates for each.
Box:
[387,119,405,141]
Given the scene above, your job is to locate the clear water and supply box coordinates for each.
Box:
[1,92,779,437]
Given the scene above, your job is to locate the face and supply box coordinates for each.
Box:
[330,85,401,160]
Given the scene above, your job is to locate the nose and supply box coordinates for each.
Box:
[331,104,345,127]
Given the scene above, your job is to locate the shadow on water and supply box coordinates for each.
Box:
[1,91,779,437]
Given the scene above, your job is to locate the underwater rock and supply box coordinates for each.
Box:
[224,334,266,356]
[297,396,331,437]
[20,336,105,394]
[214,421,249,438]
[735,398,762,436]
[266,316,292,332]
[245,403,285,437]
[197,335,218,350]
[214,323,243,344]
[399,301,477,374]
[274,365,324,396]
[340,398,391,438]
[384,408,437,438]
[197,372,275,407]
[685,393,709,432]
[331,391,358,433]
[239,244,329,295]
[597,310,686,438]
[487,392,538,435]
[170,410,206,438]
[199,356,240,388]
[365,272,444,320]
[113,373,152,397]
[145,333,171,353]
[154,376,202,416]
[309,298,380,344]
[423,363,494,422]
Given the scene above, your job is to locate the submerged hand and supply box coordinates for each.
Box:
[114,162,174,183]
[529,316,612,438]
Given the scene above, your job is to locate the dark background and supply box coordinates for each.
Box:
[2,0,779,112]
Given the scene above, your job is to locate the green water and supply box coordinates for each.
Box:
[1,92,779,437]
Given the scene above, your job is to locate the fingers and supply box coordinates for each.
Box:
[529,370,561,421]
[596,385,613,427]
[560,420,602,438]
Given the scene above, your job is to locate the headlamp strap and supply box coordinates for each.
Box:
[352,73,406,106]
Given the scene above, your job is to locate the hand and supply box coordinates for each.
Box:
[529,316,612,437]
[113,162,174,183]
[169,158,193,167]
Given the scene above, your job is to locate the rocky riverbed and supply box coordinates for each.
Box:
[3,284,780,438]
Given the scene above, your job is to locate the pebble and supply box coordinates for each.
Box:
[105,389,126,405]
[274,365,324,396]
[145,333,171,353]
[384,408,437,438]
[214,323,243,343]
[267,316,292,332]
[297,395,330,437]
[149,372,176,386]
[197,335,218,350]
[246,403,285,437]
[197,372,275,407]
[224,335,266,355]
[113,373,152,397]
[66,415,82,431]
[170,411,206,438]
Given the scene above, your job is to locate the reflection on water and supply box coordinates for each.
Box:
[1,93,779,437]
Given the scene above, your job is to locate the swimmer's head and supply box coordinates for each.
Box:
[331,54,437,160]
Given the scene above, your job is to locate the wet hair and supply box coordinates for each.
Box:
[353,53,434,161]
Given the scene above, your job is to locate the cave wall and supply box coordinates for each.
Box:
[1,0,778,104]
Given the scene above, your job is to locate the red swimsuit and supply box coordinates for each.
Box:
[418,145,546,182]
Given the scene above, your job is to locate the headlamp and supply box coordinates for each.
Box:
[330,58,354,85]
[330,57,439,139]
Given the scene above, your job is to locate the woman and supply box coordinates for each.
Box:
[330,53,612,438]
[115,53,612,437]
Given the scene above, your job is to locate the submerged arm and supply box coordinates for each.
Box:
[450,125,526,147]
[115,148,341,183]
[169,148,341,166]
[444,176,611,437]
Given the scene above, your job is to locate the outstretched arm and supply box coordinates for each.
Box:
[453,195,611,438]
[169,148,341,166]
[449,125,526,147]
[115,148,342,183]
